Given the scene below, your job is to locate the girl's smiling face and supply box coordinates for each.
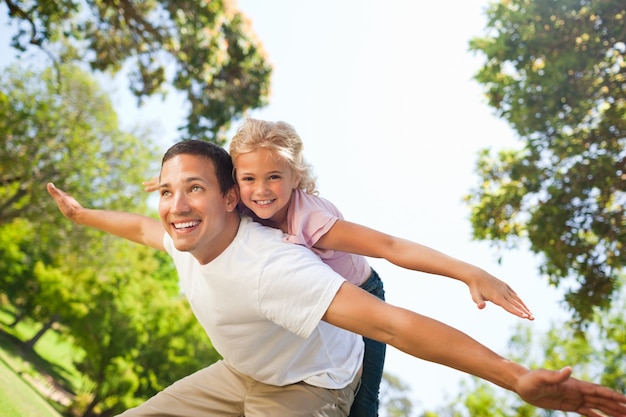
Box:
[234,148,300,231]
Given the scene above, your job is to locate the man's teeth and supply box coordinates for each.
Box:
[174,221,199,229]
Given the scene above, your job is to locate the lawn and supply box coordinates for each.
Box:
[0,307,80,417]
[0,353,62,417]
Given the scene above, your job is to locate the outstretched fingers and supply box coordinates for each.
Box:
[47,182,83,223]
[576,384,626,417]
[518,367,626,416]
[142,176,159,192]
[470,280,534,320]
[501,286,534,320]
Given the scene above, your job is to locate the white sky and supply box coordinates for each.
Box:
[220,1,570,410]
[1,0,573,412]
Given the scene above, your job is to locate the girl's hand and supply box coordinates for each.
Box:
[468,271,534,320]
[142,176,159,192]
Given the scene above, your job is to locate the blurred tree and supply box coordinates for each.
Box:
[0,62,157,226]
[379,371,414,417]
[2,0,271,142]
[0,216,222,416]
[45,240,221,417]
[0,61,223,415]
[466,0,625,326]
[0,219,42,324]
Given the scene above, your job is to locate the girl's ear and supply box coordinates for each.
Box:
[293,173,302,189]
[225,186,240,212]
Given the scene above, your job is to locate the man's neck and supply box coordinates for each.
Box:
[196,213,241,265]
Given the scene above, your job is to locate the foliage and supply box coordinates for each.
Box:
[466,0,626,326]
[0,206,221,417]
[0,61,223,416]
[0,62,158,228]
[0,219,40,318]
[2,0,272,142]
[44,241,220,417]
[379,371,414,417]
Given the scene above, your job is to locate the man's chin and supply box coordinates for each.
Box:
[171,236,194,253]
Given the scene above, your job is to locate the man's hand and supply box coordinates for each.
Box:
[517,366,626,416]
[46,182,166,250]
[47,183,84,224]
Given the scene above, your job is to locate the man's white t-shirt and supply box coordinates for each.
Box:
[164,215,364,388]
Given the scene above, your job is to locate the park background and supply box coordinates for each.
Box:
[106,0,572,410]
[1,0,595,413]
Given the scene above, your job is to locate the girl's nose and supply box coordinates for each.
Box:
[255,180,270,195]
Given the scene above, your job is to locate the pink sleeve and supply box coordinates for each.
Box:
[285,190,342,248]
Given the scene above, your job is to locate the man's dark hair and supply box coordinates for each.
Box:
[162,140,235,195]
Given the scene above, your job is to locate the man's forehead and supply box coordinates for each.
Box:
[160,154,216,182]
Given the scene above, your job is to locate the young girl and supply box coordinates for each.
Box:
[145,119,533,417]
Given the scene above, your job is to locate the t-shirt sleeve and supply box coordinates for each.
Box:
[162,232,174,255]
[257,245,346,338]
[285,190,343,248]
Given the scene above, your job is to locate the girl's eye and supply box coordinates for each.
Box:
[269,175,281,180]
[240,176,253,182]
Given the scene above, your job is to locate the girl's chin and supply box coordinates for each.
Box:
[250,211,272,220]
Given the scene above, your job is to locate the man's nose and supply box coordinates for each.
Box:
[171,193,191,213]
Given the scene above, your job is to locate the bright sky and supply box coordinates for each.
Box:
[221,0,570,411]
[1,0,572,412]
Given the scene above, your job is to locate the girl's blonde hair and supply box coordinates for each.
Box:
[229,118,318,194]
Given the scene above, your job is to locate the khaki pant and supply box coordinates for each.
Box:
[117,360,362,417]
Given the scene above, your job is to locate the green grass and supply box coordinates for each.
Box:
[0,354,62,417]
[0,306,83,416]
[0,309,83,391]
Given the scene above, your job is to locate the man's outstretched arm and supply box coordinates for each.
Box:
[323,282,626,416]
[47,183,166,251]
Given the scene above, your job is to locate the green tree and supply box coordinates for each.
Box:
[466,0,625,326]
[0,59,154,335]
[2,0,272,142]
[379,371,414,417]
[43,240,221,417]
[0,62,157,226]
[0,219,42,324]
[0,61,222,415]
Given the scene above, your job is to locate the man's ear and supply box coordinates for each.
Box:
[225,186,239,212]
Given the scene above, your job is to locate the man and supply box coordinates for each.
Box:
[48,140,626,417]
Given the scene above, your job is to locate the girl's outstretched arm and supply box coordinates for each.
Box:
[316,219,534,320]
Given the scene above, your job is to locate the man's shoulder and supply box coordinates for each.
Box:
[238,216,318,258]
[239,215,283,239]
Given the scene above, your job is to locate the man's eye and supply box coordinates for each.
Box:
[192,185,202,192]
[160,190,171,197]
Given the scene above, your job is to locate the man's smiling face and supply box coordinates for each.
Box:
[158,153,238,264]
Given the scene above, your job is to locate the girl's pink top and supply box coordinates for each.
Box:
[283,189,371,286]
